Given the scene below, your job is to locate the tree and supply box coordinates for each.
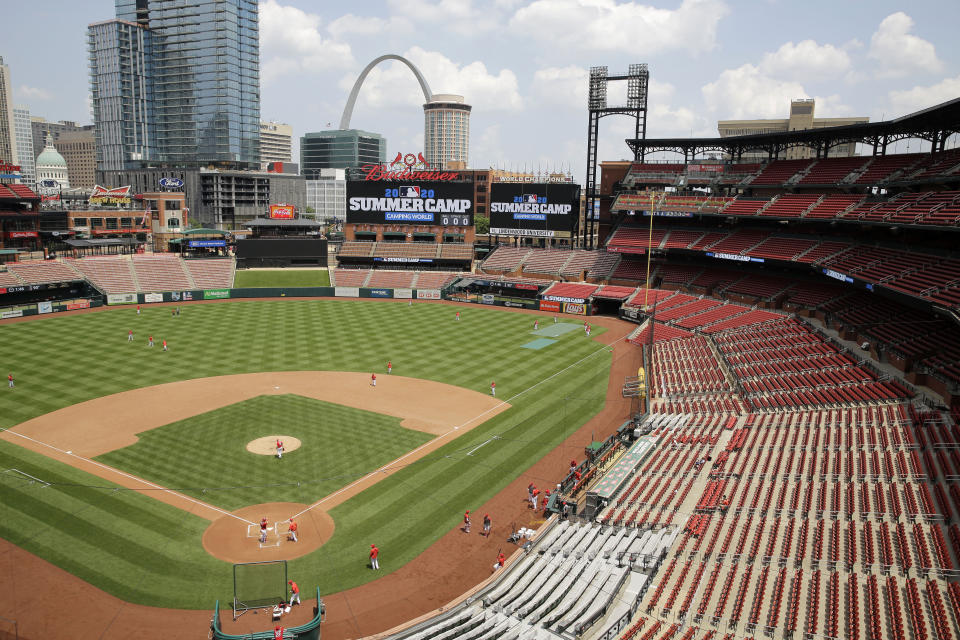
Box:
[474,214,489,234]
[305,206,316,214]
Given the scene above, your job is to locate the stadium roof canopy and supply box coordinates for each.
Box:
[626,98,960,161]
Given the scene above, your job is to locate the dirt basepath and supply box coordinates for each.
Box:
[0,310,641,640]
[0,372,508,523]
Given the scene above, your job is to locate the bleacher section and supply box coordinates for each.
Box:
[758,193,819,218]
[330,269,370,287]
[748,158,815,185]
[67,257,138,293]
[6,261,81,284]
[480,247,532,273]
[798,156,869,184]
[131,255,192,292]
[541,282,598,300]
[366,271,416,289]
[183,259,234,289]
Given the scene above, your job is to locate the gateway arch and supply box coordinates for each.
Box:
[339,54,433,130]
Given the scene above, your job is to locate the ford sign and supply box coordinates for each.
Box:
[159,177,184,189]
[40,179,58,188]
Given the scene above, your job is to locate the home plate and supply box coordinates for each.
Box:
[274,386,280,390]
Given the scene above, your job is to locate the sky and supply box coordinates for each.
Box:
[4,0,959,179]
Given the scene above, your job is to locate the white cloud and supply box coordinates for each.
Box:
[532,66,588,109]
[327,14,412,39]
[868,12,942,78]
[384,0,501,34]
[702,63,808,119]
[510,0,729,56]
[259,0,353,83]
[16,85,52,101]
[888,74,960,116]
[344,47,522,113]
[759,40,852,81]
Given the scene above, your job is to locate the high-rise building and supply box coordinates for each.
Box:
[260,121,292,170]
[0,56,17,169]
[300,129,386,173]
[13,106,35,185]
[56,129,97,189]
[88,19,154,171]
[90,0,260,171]
[30,119,95,162]
[305,169,345,224]
[718,99,869,160]
[423,94,471,170]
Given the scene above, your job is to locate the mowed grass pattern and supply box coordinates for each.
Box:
[233,268,330,288]
[96,395,433,511]
[0,300,613,607]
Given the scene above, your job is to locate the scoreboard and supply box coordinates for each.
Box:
[346,180,474,227]
[489,183,580,238]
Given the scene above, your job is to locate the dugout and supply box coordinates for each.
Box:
[448,277,547,309]
[237,218,327,268]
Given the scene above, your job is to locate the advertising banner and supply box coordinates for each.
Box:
[89,185,132,206]
[1,309,23,319]
[481,294,495,304]
[367,289,392,298]
[563,302,586,315]
[204,289,231,299]
[543,294,587,304]
[417,289,441,299]
[269,204,295,219]
[394,288,413,299]
[6,230,39,239]
[144,293,163,303]
[539,300,561,313]
[66,299,91,310]
[335,287,360,298]
[37,301,53,314]
[346,180,474,227]
[107,293,138,305]
[170,291,194,301]
[489,183,580,238]
[189,239,227,248]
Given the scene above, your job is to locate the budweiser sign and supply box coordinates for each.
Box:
[89,185,132,205]
[360,152,460,182]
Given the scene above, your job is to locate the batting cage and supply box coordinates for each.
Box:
[233,560,288,620]
[213,588,325,639]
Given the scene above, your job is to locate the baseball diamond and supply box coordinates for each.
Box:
[0,299,626,637]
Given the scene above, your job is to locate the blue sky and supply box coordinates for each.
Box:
[4,0,959,177]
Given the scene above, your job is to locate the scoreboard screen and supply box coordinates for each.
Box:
[346,180,474,227]
[489,183,580,238]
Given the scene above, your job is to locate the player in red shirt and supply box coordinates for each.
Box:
[490,381,496,397]
[287,580,300,605]
[369,544,380,570]
[370,373,377,387]
[259,516,269,544]
[7,373,13,389]
[493,551,505,571]
[276,439,284,459]
[455,311,460,321]
[463,510,471,533]
[273,625,284,639]
[387,360,392,374]
[147,335,154,347]
[287,518,297,542]
[136,305,141,315]
[127,329,134,342]
[162,339,168,352]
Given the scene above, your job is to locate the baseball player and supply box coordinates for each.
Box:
[171,307,176,318]
[288,580,300,605]
[136,304,141,315]
[7,373,13,389]
[370,373,377,387]
[554,315,558,323]
[533,319,539,331]
[273,625,284,640]
[490,381,496,397]
[147,335,154,347]
[455,311,460,321]
[162,339,168,352]
[586,323,592,337]
[177,306,181,316]
[569,459,578,474]
[530,486,539,510]
[387,360,392,374]
[542,489,551,511]
[127,329,134,342]
[276,439,284,459]
[493,551,505,571]
[370,544,380,570]
[463,510,471,533]
[260,516,269,535]
[287,518,298,542]
[259,527,268,544]
[483,514,491,537]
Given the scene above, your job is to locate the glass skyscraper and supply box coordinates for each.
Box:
[300,129,386,173]
[91,0,260,170]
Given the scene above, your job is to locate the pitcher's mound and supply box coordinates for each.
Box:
[246,435,301,455]
[202,502,334,563]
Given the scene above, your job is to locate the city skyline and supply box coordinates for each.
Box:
[1,1,958,179]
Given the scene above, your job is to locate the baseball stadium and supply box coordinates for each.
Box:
[3,80,960,640]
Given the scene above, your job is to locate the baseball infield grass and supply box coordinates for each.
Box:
[96,395,434,512]
[232,268,330,288]
[0,300,612,607]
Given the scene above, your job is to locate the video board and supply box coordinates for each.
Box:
[346,181,474,227]
[489,183,580,238]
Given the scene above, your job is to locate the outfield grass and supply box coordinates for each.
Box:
[96,394,434,511]
[233,268,330,288]
[0,300,613,607]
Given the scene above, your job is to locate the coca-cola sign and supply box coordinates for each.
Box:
[360,152,459,182]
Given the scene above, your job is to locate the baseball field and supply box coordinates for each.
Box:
[232,268,331,288]
[0,299,616,615]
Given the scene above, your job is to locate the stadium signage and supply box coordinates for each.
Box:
[563,302,586,315]
[641,210,694,218]
[346,180,473,227]
[394,288,413,299]
[89,185,132,205]
[489,183,580,238]
[269,204,295,219]
[107,293,138,305]
[335,287,360,298]
[159,177,184,189]
[543,294,587,304]
[494,175,574,183]
[489,227,556,237]
[6,230,38,239]
[368,289,392,298]
[360,151,459,182]
[204,289,231,299]
[189,239,227,248]
[0,286,26,294]
[481,294,495,304]
[144,293,163,303]
[1,309,23,319]
[373,257,433,263]
[823,268,854,284]
[38,301,52,314]
[66,299,90,310]
[473,279,539,291]
[707,252,764,263]
[416,289,441,299]
[539,300,561,312]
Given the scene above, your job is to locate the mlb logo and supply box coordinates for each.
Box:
[523,193,538,203]
[399,186,421,198]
